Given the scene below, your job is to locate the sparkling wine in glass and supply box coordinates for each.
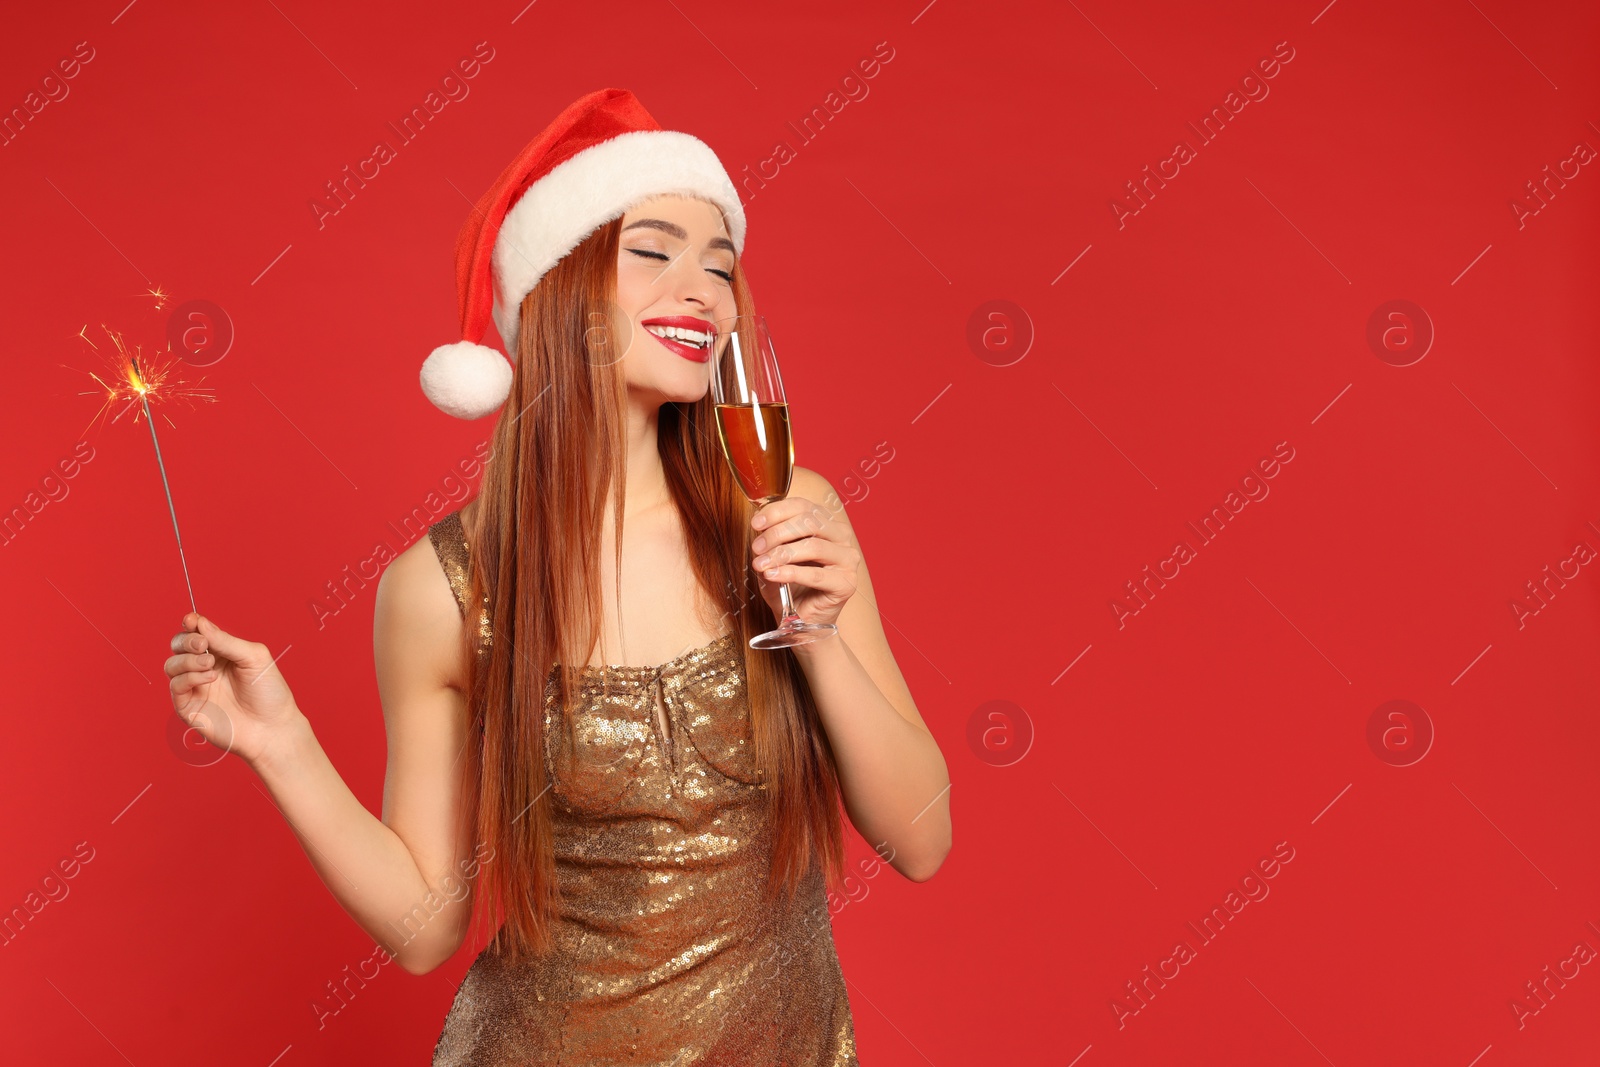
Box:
[710,314,837,649]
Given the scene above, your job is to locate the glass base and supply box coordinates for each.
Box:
[749,617,838,649]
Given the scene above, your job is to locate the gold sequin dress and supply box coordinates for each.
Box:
[426,510,859,1066]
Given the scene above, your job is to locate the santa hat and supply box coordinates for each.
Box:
[419,88,747,420]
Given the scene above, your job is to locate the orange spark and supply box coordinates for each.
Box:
[74,323,216,440]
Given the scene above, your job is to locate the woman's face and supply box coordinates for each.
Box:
[608,194,738,402]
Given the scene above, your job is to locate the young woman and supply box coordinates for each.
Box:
[162,89,951,1065]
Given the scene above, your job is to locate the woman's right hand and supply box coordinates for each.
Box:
[165,612,303,769]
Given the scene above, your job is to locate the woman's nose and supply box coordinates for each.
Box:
[665,254,716,306]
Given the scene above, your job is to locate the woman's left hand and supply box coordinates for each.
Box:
[750,496,861,629]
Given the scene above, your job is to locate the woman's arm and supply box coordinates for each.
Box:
[753,467,953,882]
[169,536,480,975]
[264,535,482,974]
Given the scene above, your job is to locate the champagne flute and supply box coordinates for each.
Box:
[709,314,837,649]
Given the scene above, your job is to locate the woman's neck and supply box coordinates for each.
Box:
[619,395,670,520]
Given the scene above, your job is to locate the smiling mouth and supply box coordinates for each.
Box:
[643,323,714,349]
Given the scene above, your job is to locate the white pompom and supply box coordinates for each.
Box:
[420,341,513,420]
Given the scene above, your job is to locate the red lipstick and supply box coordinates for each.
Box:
[640,316,716,364]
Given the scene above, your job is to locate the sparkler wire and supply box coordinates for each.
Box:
[131,355,197,613]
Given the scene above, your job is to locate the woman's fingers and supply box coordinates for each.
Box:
[164,650,215,677]
[186,614,264,665]
[751,497,807,531]
[751,497,832,547]
[170,628,206,655]
[758,559,857,591]
[753,534,855,574]
[171,682,227,740]
[753,530,860,599]
[170,667,217,697]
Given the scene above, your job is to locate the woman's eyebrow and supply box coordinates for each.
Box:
[623,218,736,254]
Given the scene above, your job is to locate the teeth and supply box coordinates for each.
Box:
[646,324,712,348]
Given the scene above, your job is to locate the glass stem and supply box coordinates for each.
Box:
[778,581,798,623]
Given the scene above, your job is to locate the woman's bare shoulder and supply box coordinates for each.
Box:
[375,517,468,691]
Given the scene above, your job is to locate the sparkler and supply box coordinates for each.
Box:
[76,321,214,613]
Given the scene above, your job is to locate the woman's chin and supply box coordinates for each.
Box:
[627,376,710,406]
[665,383,711,405]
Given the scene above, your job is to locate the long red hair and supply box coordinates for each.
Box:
[455,215,846,964]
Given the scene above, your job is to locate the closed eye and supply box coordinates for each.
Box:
[628,247,732,282]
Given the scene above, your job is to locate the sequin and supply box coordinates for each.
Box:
[426,510,858,1066]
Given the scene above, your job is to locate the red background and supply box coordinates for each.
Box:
[3,1,1598,1063]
